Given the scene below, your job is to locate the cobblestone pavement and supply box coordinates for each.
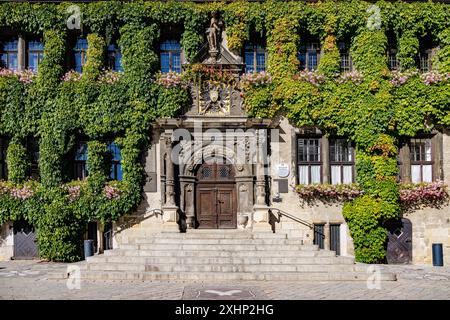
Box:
[1,261,450,300]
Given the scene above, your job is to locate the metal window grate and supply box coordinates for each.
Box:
[330,224,340,256]
[313,224,325,249]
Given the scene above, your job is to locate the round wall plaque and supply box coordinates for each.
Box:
[277,163,290,178]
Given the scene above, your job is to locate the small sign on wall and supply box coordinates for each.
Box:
[276,163,290,178]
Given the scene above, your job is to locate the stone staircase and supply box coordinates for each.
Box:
[80,230,397,281]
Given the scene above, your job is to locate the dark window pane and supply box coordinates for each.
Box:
[160,40,181,74]
[0,137,8,180]
[1,40,18,70]
[74,39,88,72]
[245,51,254,73]
[74,142,88,180]
[107,44,123,72]
[28,41,44,72]
[108,142,122,181]
[245,43,266,73]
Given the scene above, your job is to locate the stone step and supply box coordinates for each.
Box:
[121,232,290,241]
[104,248,333,258]
[118,243,318,251]
[130,238,306,245]
[86,262,362,273]
[86,255,354,265]
[78,270,396,281]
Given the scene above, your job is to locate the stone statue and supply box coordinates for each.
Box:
[207,13,222,52]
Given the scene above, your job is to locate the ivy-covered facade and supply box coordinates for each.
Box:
[0,0,450,265]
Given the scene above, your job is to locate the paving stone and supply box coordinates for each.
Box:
[1,261,450,300]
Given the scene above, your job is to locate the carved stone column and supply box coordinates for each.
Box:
[253,129,272,232]
[180,175,196,229]
[162,134,179,232]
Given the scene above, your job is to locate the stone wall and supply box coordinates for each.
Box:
[403,131,450,265]
[268,117,355,256]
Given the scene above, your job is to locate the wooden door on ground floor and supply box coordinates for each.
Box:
[196,162,237,229]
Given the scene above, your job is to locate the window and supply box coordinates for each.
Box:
[27,41,44,72]
[297,137,322,184]
[329,139,355,184]
[108,142,122,181]
[338,42,352,73]
[244,43,266,73]
[388,49,399,71]
[107,44,122,72]
[418,49,433,73]
[74,142,88,180]
[74,38,88,73]
[26,138,39,180]
[160,40,181,73]
[0,39,18,70]
[0,138,8,180]
[410,138,433,183]
[298,42,320,71]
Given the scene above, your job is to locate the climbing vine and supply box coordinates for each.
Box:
[0,0,449,263]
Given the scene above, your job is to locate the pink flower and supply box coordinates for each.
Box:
[400,181,448,204]
[240,71,272,90]
[0,68,37,84]
[337,71,363,85]
[155,71,187,89]
[10,186,34,200]
[62,70,82,82]
[420,71,450,85]
[65,185,81,202]
[99,70,121,84]
[294,70,325,86]
[104,185,122,200]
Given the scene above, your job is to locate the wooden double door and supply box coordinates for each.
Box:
[196,162,237,229]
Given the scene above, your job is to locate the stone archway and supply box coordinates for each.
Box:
[177,143,255,230]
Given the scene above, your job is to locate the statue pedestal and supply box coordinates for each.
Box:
[162,206,180,232]
[252,205,272,233]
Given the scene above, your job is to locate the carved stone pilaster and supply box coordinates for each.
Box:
[164,135,176,207]
[162,133,179,232]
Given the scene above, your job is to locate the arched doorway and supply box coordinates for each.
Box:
[196,159,237,229]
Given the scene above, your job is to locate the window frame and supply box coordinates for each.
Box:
[27,40,44,72]
[0,137,8,180]
[107,44,122,72]
[107,141,122,181]
[73,38,88,73]
[418,48,434,73]
[26,137,40,180]
[73,141,88,180]
[160,40,182,74]
[0,39,18,70]
[298,42,321,71]
[338,42,353,73]
[296,135,323,185]
[244,43,267,73]
[387,48,399,71]
[329,138,355,185]
[409,137,434,183]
